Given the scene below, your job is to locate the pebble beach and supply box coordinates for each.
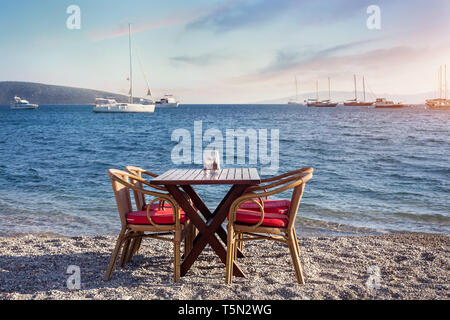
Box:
[0,233,448,300]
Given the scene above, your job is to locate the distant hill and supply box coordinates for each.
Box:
[257,90,435,105]
[0,81,131,105]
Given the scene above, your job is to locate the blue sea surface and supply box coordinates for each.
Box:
[0,104,448,236]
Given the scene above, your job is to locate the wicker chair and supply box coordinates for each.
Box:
[104,169,194,282]
[225,170,313,284]
[124,166,195,261]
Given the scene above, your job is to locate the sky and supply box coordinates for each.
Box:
[0,0,449,103]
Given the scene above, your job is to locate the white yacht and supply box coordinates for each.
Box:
[93,24,155,113]
[10,96,38,110]
[93,98,155,113]
[155,94,179,108]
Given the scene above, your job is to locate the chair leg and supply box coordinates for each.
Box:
[233,232,240,260]
[225,225,235,284]
[174,240,181,283]
[133,233,143,254]
[287,230,305,284]
[125,232,143,264]
[292,229,301,260]
[124,236,137,264]
[104,231,126,281]
[237,233,244,255]
[119,235,131,267]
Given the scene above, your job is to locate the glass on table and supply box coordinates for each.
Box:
[203,150,221,176]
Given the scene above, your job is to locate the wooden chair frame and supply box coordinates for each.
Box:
[125,166,196,260]
[104,169,194,282]
[225,169,313,284]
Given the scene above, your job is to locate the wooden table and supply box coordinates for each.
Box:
[150,168,261,277]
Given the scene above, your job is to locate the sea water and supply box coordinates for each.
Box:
[0,104,448,236]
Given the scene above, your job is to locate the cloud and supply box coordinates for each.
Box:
[186,0,300,33]
[231,44,437,85]
[90,6,221,42]
[170,53,225,66]
[259,39,377,75]
[185,0,377,33]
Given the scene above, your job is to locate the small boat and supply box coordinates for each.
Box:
[155,94,179,108]
[10,96,38,110]
[93,24,155,114]
[344,75,374,106]
[288,76,302,105]
[374,98,405,109]
[426,65,450,110]
[307,78,338,107]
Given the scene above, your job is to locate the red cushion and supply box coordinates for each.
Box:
[233,209,289,228]
[127,205,187,225]
[239,200,290,214]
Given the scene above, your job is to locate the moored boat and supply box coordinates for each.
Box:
[93,24,155,114]
[344,75,374,106]
[155,94,179,108]
[374,98,405,109]
[93,98,155,113]
[426,65,450,110]
[307,78,338,107]
[10,96,38,110]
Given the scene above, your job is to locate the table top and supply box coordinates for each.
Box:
[150,168,261,185]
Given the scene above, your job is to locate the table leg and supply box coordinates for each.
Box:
[181,185,245,258]
[166,184,249,277]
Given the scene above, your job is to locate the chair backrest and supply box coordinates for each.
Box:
[286,172,312,231]
[125,166,147,211]
[230,169,313,231]
[107,169,133,228]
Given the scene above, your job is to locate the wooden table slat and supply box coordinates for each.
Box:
[170,169,189,180]
[154,169,176,181]
[249,168,259,180]
[185,169,201,180]
[179,169,196,180]
[242,168,250,179]
[226,168,235,180]
[218,168,228,180]
[234,167,242,180]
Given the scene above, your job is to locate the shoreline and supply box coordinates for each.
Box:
[0,233,448,300]
[0,216,445,239]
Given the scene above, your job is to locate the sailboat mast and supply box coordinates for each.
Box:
[363,76,366,102]
[328,77,331,101]
[439,65,442,100]
[316,80,319,102]
[444,65,447,100]
[295,76,298,101]
[354,74,357,101]
[129,23,133,104]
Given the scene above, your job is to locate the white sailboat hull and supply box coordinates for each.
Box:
[93,103,155,113]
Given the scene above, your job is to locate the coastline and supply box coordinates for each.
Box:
[1,233,448,300]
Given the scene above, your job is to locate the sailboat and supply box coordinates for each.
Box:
[307,78,338,107]
[344,75,374,106]
[288,76,302,105]
[93,24,155,113]
[426,65,450,110]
